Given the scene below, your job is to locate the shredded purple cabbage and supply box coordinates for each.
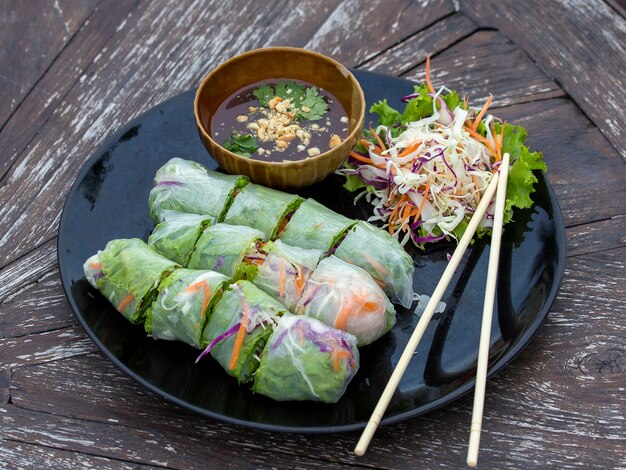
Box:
[158,180,183,187]
[195,322,241,363]
[271,318,354,358]
[213,256,225,271]
[401,92,419,103]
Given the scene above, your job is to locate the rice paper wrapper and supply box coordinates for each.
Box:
[148,158,248,223]
[253,240,322,311]
[202,280,287,383]
[82,239,180,324]
[148,212,214,266]
[279,198,355,251]
[253,313,359,403]
[223,183,303,240]
[295,256,396,346]
[145,268,228,348]
[335,221,415,308]
[187,224,265,278]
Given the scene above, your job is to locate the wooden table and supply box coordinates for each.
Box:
[1,1,625,468]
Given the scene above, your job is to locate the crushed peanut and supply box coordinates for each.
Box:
[328,134,341,148]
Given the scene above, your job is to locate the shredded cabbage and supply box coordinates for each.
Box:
[338,59,546,248]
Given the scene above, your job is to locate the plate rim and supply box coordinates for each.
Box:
[57,70,567,433]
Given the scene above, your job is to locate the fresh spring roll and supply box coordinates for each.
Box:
[144,268,228,348]
[279,198,356,251]
[252,240,322,311]
[148,157,248,223]
[295,256,396,346]
[148,211,214,266]
[253,313,359,403]
[222,182,303,240]
[187,224,265,279]
[82,239,180,324]
[199,280,287,383]
[334,221,415,308]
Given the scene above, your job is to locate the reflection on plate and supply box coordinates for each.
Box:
[58,70,566,433]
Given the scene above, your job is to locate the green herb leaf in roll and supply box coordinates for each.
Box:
[222,183,303,240]
[334,221,415,308]
[295,256,396,346]
[145,268,228,348]
[82,239,180,324]
[149,158,248,223]
[253,313,359,403]
[198,280,287,383]
[279,198,356,251]
[148,211,214,266]
[187,224,265,278]
[252,240,322,311]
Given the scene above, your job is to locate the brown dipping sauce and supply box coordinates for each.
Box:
[211,79,349,162]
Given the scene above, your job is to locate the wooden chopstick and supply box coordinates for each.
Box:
[466,152,510,467]
[354,169,502,457]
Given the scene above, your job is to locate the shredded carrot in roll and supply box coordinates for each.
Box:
[228,298,250,371]
[117,293,134,312]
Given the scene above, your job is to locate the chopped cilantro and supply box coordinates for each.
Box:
[252,80,328,121]
[223,131,258,158]
[252,85,274,107]
[298,87,328,120]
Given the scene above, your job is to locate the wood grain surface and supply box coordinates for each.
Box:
[1,0,624,468]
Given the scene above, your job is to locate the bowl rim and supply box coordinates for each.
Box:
[193,46,366,168]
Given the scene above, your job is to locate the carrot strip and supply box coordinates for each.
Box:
[494,121,506,162]
[472,95,493,131]
[425,54,435,93]
[335,298,354,330]
[387,194,409,220]
[369,125,386,152]
[201,283,212,316]
[349,151,384,169]
[186,281,213,318]
[400,202,413,228]
[294,265,305,296]
[117,293,134,312]
[359,138,383,156]
[331,349,352,373]
[278,260,286,299]
[397,141,421,158]
[89,262,102,270]
[471,174,481,205]
[362,252,389,277]
[465,126,496,156]
[228,298,250,371]
[413,181,431,222]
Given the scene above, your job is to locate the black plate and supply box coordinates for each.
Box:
[58,70,566,433]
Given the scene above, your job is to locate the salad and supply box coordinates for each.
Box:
[338,57,547,247]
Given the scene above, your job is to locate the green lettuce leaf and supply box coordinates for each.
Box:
[442,90,461,113]
[343,173,370,192]
[400,85,433,124]
[369,99,402,127]
[495,123,547,223]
